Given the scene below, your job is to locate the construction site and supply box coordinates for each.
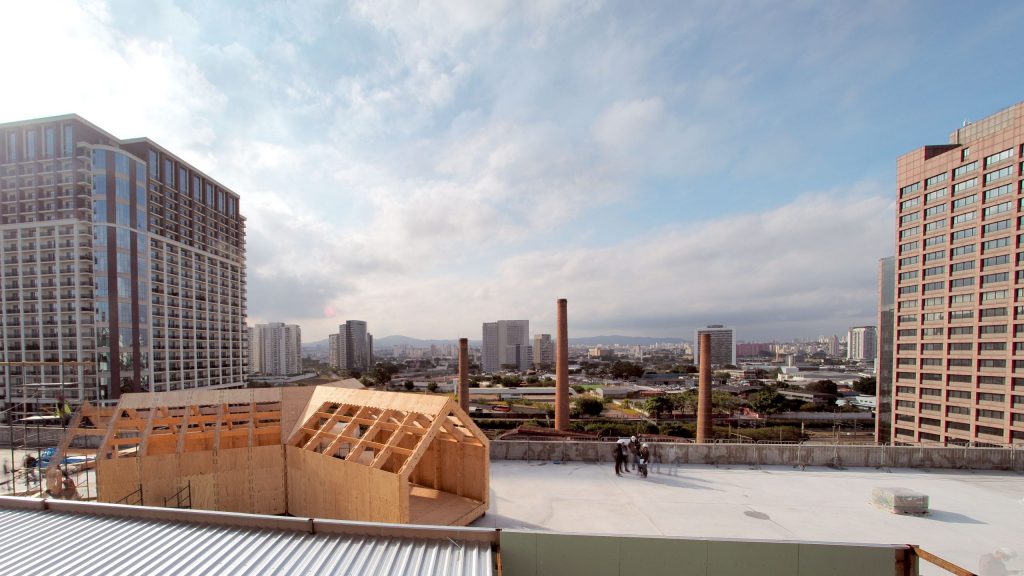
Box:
[0,301,1021,575]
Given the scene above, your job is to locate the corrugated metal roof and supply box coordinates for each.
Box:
[0,505,494,576]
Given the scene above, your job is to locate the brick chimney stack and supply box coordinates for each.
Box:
[696,333,713,443]
[458,337,470,413]
[555,298,570,431]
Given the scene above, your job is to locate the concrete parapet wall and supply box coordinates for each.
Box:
[491,440,1024,471]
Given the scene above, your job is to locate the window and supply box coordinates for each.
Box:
[898,286,918,296]
[980,342,1006,351]
[899,271,918,282]
[148,150,158,179]
[949,310,973,320]
[115,204,130,226]
[948,373,972,383]
[979,324,1008,335]
[947,406,970,416]
[922,281,944,293]
[962,147,971,160]
[981,272,1009,285]
[951,227,976,242]
[924,265,943,277]
[900,240,919,254]
[983,200,1012,218]
[923,250,944,262]
[899,314,918,323]
[900,182,921,197]
[925,220,946,233]
[980,307,1007,319]
[983,165,1013,185]
[951,211,976,226]
[25,130,36,160]
[922,327,943,336]
[948,342,972,352]
[921,343,942,351]
[978,409,1004,419]
[984,218,1011,235]
[899,255,919,266]
[977,425,1003,437]
[924,188,947,203]
[983,236,1009,252]
[979,392,1005,403]
[178,167,187,193]
[922,296,942,307]
[897,400,915,409]
[952,193,978,210]
[43,127,55,158]
[924,204,945,218]
[982,254,1009,268]
[926,172,947,188]
[984,183,1013,201]
[953,161,978,179]
[920,402,940,412]
[948,390,971,400]
[979,359,1006,369]
[897,328,917,337]
[924,235,945,247]
[950,277,974,289]
[949,261,974,273]
[898,343,916,352]
[981,289,1008,302]
[950,244,975,257]
[920,358,941,367]
[953,178,977,194]
[901,197,921,210]
[900,226,920,239]
[949,326,972,336]
[899,299,918,310]
[984,148,1013,167]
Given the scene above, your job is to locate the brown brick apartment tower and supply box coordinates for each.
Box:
[894,103,1024,445]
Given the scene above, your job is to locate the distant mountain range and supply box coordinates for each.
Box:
[303,334,687,351]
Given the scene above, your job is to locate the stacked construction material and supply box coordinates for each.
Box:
[871,487,929,515]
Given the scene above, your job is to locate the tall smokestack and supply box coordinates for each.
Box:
[458,337,470,413]
[555,298,570,431]
[696,333,713,443]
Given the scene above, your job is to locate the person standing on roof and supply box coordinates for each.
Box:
[613,440,626,476]
[628,435,641,473]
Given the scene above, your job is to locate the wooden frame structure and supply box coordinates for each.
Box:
[51,386,489,526]
[286,388,489,526]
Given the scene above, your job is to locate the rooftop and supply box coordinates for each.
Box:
[474,460,1024,575]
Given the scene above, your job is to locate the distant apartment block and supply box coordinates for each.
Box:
[846,326,878,363]
[895,102,1024,445]
[250,322,301,376]
[481,320,531,372]
[736,342,772,357]
[532,333,554,368]
[329,320,373,374]
[694,325,735,366]
[0,115,247,415]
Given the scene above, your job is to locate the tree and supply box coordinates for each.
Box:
[711,390,740,414]
[672,391,698,414]
[574,397,604,417]
[750,388,786,416]
[853,377,876,396]
[610,361,644,380]
[370,362,400,388]
[806,380,838,396]
[643,396,673,419]
[403,381,415,391]
[426,382,438,393]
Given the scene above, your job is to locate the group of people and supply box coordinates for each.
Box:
[613,435,650,477]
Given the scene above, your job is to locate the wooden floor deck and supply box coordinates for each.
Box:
[409,484,486,526]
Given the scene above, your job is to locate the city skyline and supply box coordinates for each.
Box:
[6,2,1024,343]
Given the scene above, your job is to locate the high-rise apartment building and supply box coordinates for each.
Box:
[329,321,373,374]
[0,115,247,415]
[846,326,878,363]
[694,325,735,366]
[877,257,896,444]
[481,320,531,372]
[533,333,554,369]
[250,322,301,376]
[895,102,1024,445]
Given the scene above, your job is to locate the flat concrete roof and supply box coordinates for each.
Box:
[474,461,1024,575]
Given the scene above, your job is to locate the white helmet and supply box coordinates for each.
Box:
[630,435,637,442]
[641,443,649,449]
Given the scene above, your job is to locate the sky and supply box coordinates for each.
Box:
[4,0,1024,343]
